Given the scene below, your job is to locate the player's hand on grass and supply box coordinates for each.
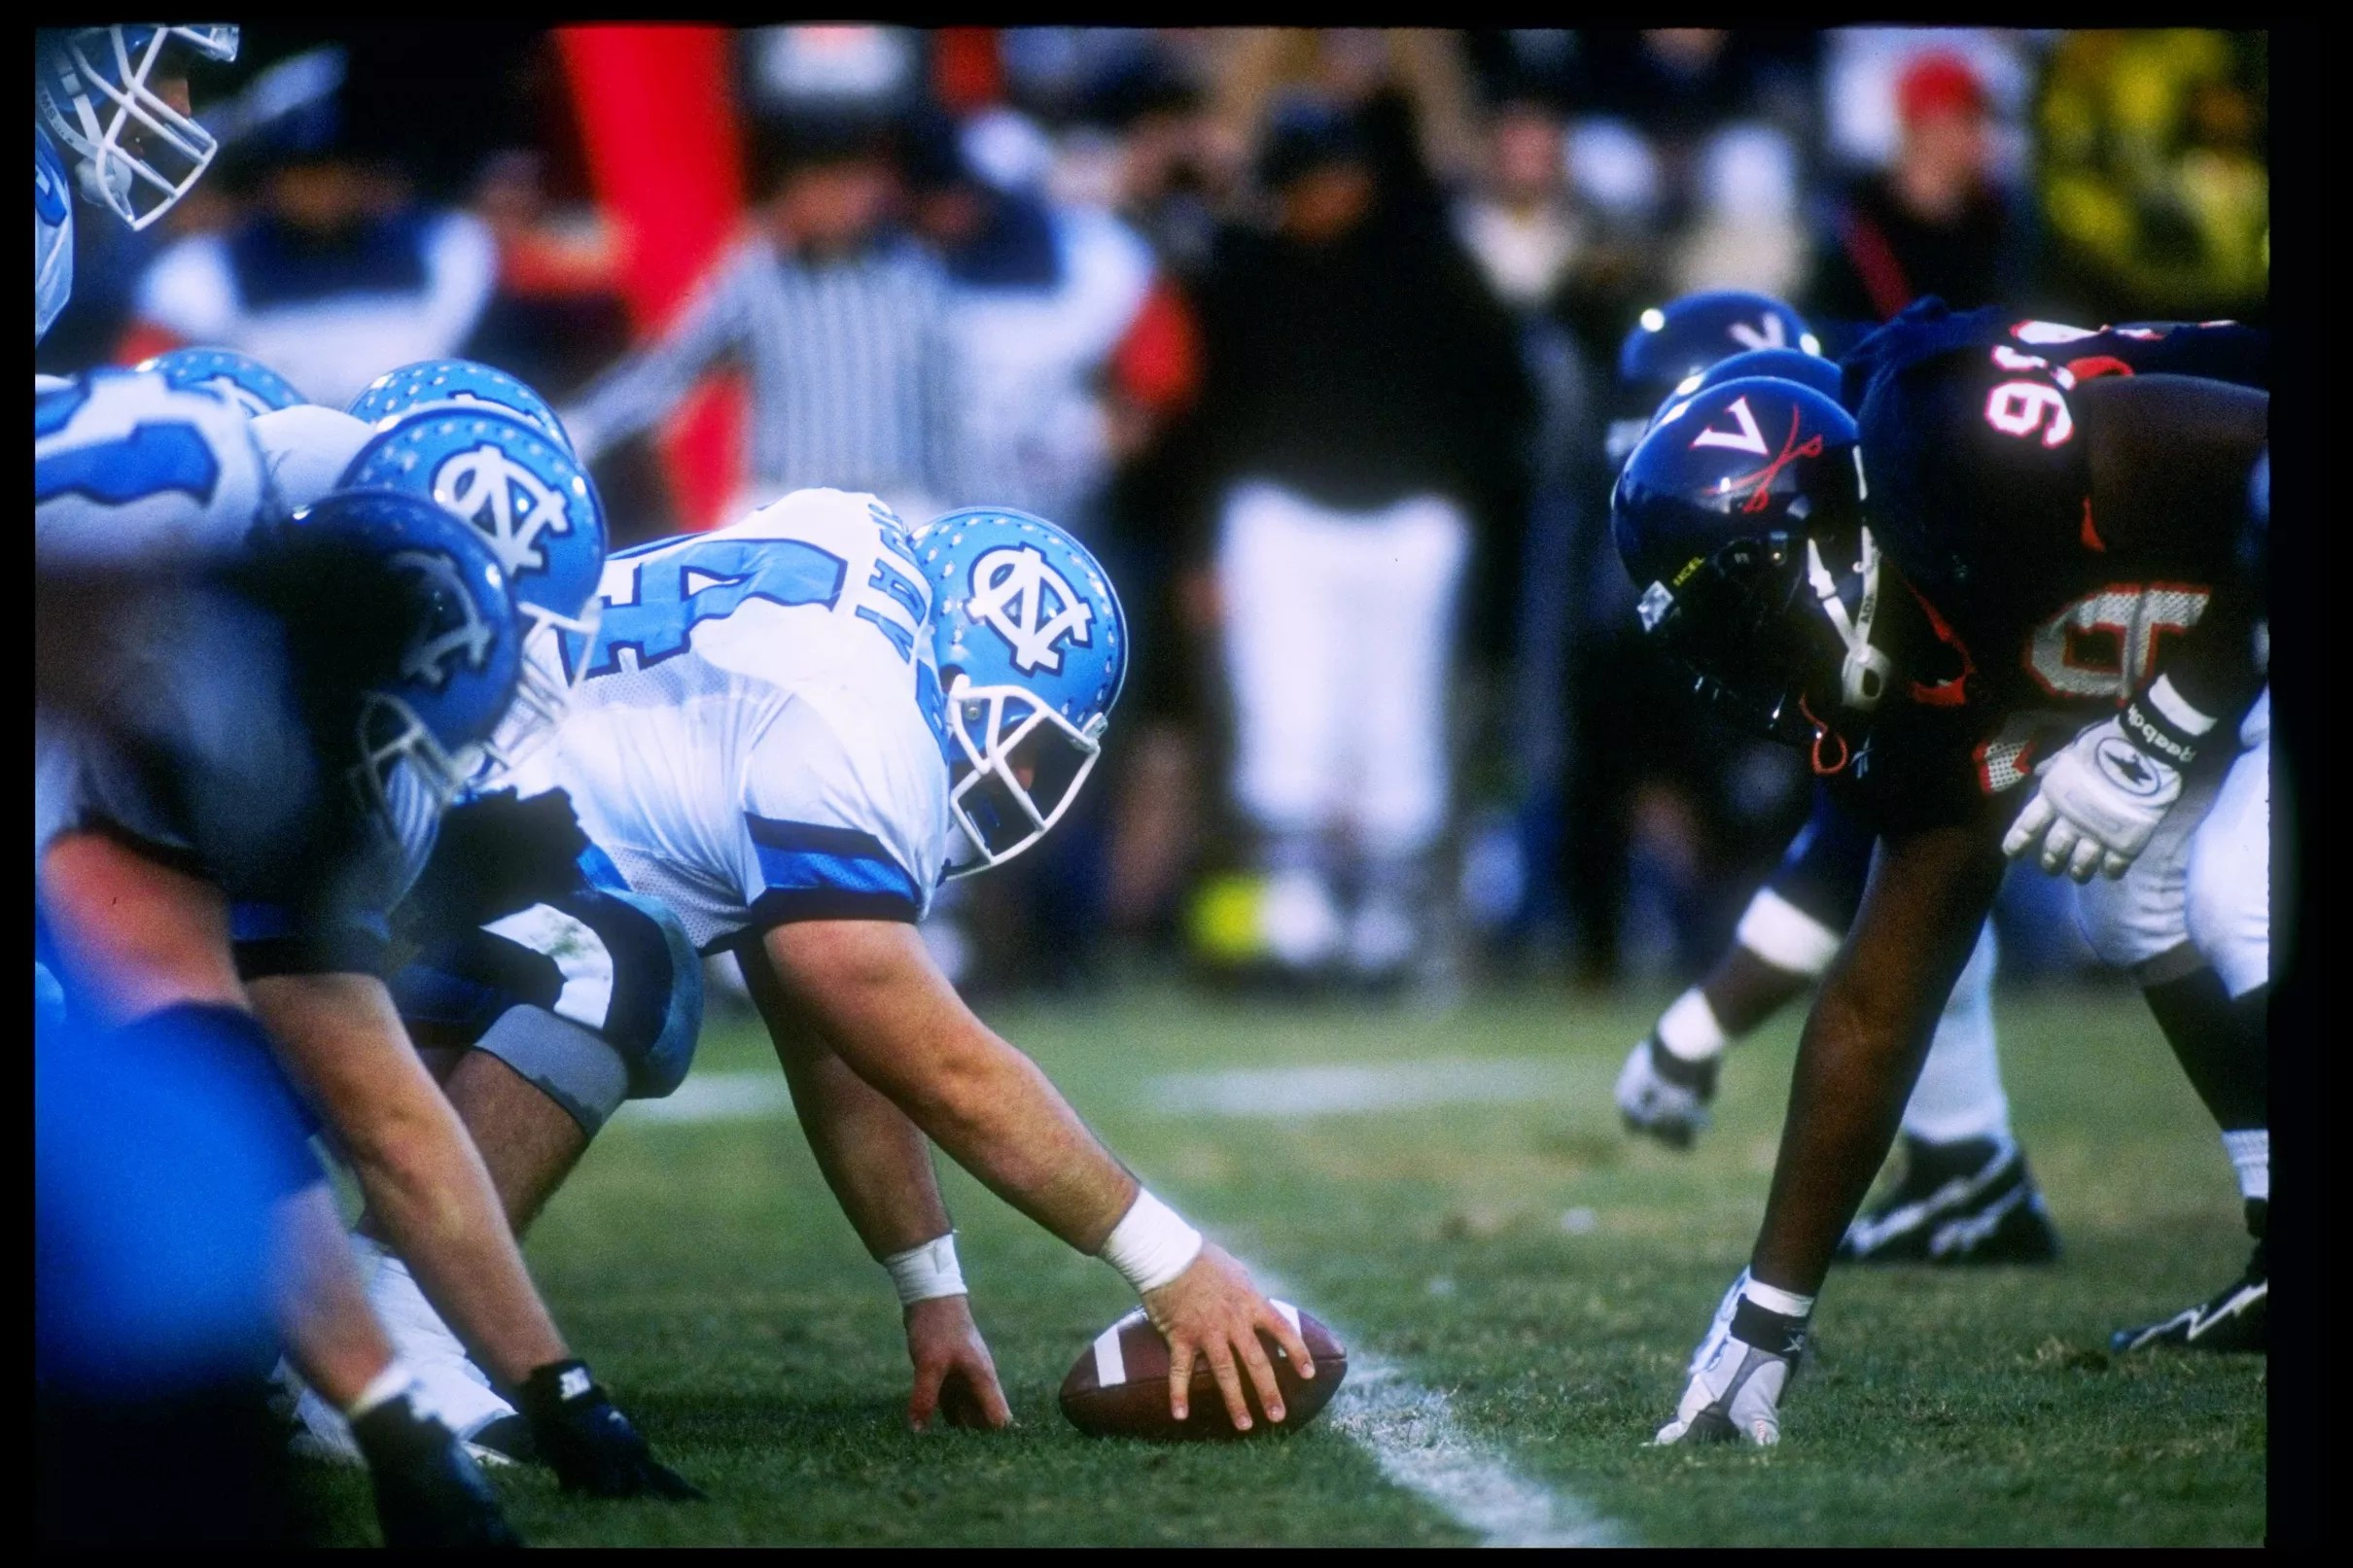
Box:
[1615,1033,1716,1150]
[1654,1273,1807,1447]
[519,1359,706,1501]
[2001,714,2183,882]
[1139,1243,1315,1432]
[904,1293,1013,1431]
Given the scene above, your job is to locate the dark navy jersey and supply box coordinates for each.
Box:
[1826,300,2265,830]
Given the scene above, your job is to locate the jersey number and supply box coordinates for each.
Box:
[568,539,849,681]
[566,536,928,680]
[2024,584,2211,703]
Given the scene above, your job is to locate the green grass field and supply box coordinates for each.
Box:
[299,980,2265,1546]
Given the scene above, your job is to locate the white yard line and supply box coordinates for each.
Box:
[1141,1058,1571,1119]
[616,1057,1572,1129]
[1254,1271,1626,1549]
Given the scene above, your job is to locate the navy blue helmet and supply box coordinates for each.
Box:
[1611,377,1887,761]
[1608,291,1822,467]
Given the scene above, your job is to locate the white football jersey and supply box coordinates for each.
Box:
[35,368,271,572]
[515,488,951,953]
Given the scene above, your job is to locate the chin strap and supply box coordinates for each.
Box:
[1803,525,1892,711]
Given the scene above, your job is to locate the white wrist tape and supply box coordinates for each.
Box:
[883,1233,967,1307]
[1099,1188,1203,1295]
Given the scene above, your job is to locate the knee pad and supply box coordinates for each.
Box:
[397,885,703,1132]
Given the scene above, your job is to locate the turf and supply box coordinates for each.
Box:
[297,980,2265,1546]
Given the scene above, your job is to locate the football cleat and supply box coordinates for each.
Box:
[1836,1133,2061,1265]
[1615,1033,1718,1150]
[2111,1203,2266,1355]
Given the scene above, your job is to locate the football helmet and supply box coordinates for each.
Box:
[1610,291,1822,468]
[35,25,241,229]
[278,488,523,828]
[915,506,1127,877]
[1612,377,1885,768]
[347,360,575,456]
[337,410,608,778]
[138,346,306,418]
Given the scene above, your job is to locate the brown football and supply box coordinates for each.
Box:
[1059,1302,1348,1442]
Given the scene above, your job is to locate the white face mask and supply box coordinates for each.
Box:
[939,673,1106,880]
[37,26,238,230]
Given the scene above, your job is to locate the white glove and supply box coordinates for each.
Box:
[1655,1272,1808,1446]
[1615,1034,1715,1150]
[2001,714,2182,883]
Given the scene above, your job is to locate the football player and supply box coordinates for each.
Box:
[323,491,1316,1447]
[1613,299,2267,1446]
[218,389,701,1500]
[1613,304,2263,1264]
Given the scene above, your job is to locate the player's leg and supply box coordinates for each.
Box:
[2113,692,2269,1352]
[1616,786,1867,1146]
[1347,493,1471,985]
[1217,481,1350,971]
[301,884,702,1457]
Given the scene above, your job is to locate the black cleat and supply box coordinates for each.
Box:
[2112,1202,2267,1355]
[350,1392,522,1548]
[1836,1134,2061,1266]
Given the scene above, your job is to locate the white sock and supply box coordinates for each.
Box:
[1899,923,2013,1145]
[1656,988,1729,1063]
[2222,1129,2268,1202]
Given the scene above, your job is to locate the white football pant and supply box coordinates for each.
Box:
[2077,687,2269,998]
[1216,480,1468,859]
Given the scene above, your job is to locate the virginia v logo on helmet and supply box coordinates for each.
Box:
[1612,376,1890,774]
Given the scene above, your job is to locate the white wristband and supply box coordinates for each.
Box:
[1099,1188,1204,1295]
[882,1233,967,1307]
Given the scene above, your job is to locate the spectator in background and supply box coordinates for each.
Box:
[561,117,964,524]
[2035,29,2267,325]
[1189,100,1531,990]
[905,110,1156,533]
[1810,52,2031,341]
[121,48,498,405]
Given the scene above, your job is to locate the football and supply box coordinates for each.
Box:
[1059,1302,1348,1442]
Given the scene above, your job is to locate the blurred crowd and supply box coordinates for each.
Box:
[36,25,2270,999]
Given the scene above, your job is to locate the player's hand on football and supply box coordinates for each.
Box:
[1139,1243,1315,1431]
[2001,714,2182,882]
[519,1359,705,1501]
[1615,1033,1716,1150]
[903,1293,1013,1431]
[1654,1273,1806,1447]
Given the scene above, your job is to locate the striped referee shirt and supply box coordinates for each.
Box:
[565,229,965,503]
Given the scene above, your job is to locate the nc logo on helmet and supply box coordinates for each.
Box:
[968,544,1094,675]
[431,442,572,579]
[392,547,498,691]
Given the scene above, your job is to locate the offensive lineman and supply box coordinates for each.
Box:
[1611,300,2268,1446]
[300,491,1318,1450]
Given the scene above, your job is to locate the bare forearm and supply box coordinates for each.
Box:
[771,1023,955,1258]
[251,972,569,1382]
[1748,983,1929,1295]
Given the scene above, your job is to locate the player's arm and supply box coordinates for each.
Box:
[737,940,1011,1430]
[755,918,1317,1430]
[1748,816,2008,1296]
